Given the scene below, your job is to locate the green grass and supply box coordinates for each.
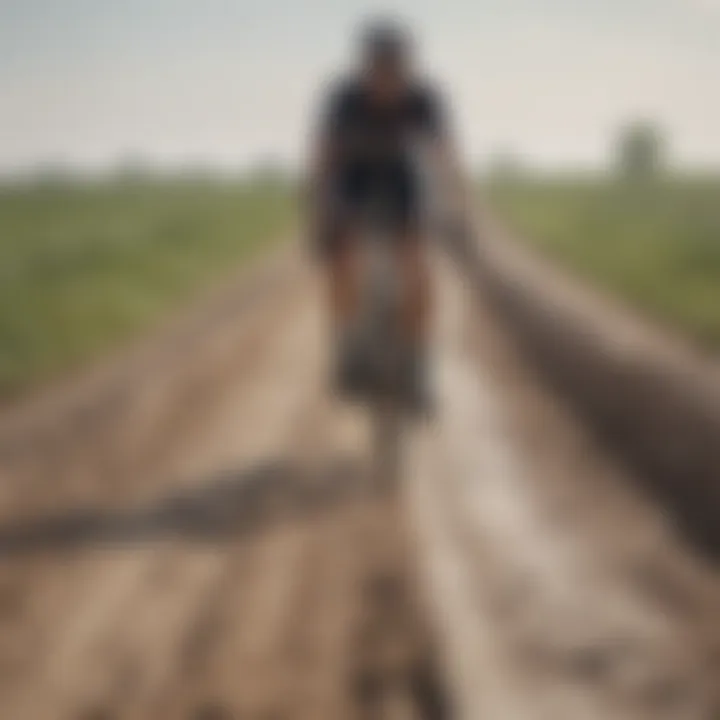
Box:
[0,179,294,398]
[488,175,720,348]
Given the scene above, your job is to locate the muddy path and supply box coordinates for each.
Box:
[0,241,718,719]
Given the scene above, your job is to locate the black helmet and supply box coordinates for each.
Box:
[360,17,412,64]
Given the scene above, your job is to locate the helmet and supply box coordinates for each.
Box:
[360,17,412,64]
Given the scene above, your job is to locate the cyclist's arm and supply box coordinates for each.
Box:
[421,90,474,240]
[433,139,472,225]
[305,84,347,252]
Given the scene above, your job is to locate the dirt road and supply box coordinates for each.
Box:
[0,246,718,719]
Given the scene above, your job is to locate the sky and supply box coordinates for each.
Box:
[1,0,719,173]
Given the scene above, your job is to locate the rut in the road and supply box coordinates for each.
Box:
[348,497,452,720]
[67,481,454,720]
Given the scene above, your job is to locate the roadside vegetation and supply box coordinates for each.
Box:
[487,124,720,349]
[489,175,720,348]
[0,178,294,398]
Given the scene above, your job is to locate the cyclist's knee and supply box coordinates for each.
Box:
[328,237,362,324]
[398,238,429,295]
[330,236,360,282]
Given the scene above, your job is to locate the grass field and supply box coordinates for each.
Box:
[488,176,720,349]
[0,179,294,398]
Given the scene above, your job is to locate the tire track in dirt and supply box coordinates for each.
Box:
[462,212,720,556]
[410,256,720,719]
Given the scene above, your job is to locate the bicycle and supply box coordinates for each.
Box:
[360,222,407,487]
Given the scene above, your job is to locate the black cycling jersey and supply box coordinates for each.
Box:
[314,76,447,254]
[321,77,445,200]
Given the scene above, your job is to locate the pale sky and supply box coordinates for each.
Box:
[1,0,719,172]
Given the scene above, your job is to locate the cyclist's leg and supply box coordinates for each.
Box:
[393,228,434,413]
[320,214,367,394]
[396,232,431,349]
[327,231,361,338]
[389,160,431,348]
[319,166,367,339]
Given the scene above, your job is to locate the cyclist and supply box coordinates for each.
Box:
[307,18,469,411]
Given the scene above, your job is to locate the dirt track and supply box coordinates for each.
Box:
[0,242,719,719]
